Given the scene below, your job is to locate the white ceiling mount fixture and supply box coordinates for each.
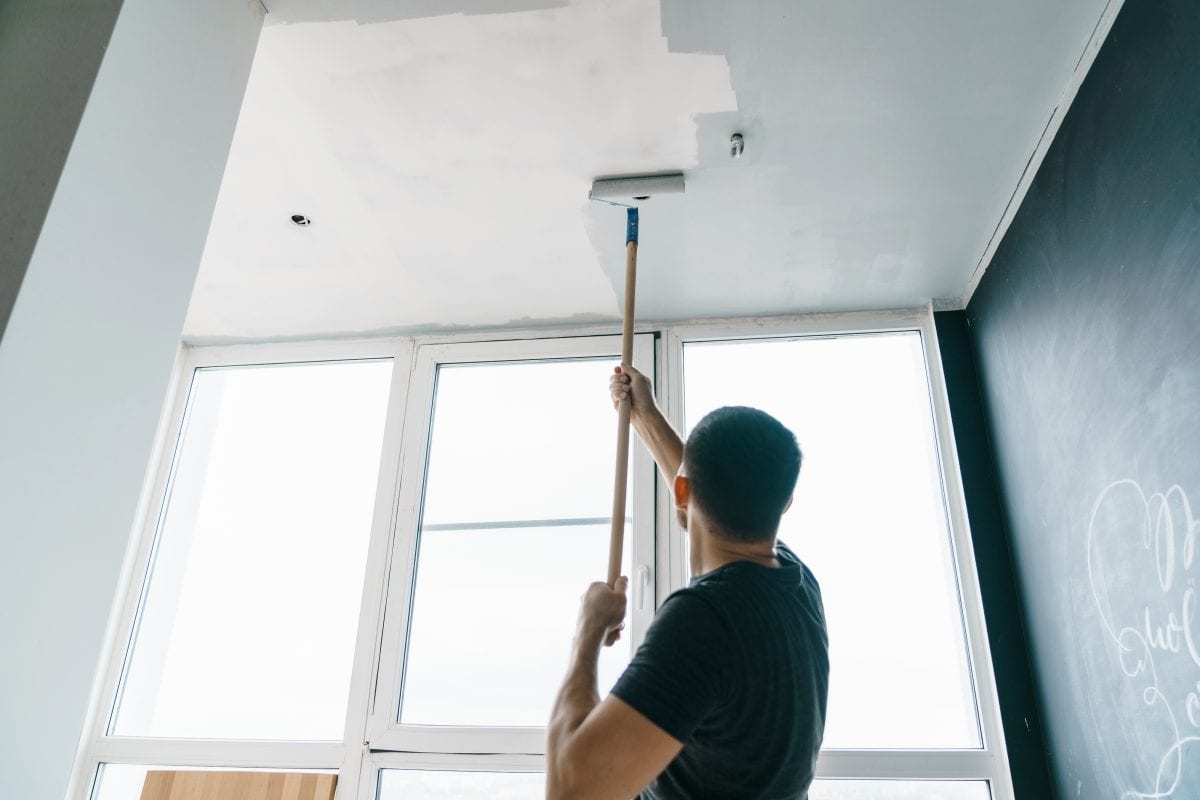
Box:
[187,0,1113,342]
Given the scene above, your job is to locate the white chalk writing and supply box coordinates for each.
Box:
[1087,480,1200,799]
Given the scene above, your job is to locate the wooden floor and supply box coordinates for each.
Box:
[139,770,337,800]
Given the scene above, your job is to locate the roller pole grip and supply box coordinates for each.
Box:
[608,224,638,587]
[608,399,632,586]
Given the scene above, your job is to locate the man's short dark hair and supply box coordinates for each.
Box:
[683,406,802,542]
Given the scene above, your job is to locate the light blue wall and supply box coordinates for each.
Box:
[0,1,261,797]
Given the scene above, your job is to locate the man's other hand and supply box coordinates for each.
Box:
[610,366,654,420]
[579,577,628,647]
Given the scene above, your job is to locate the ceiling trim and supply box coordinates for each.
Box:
[958,0,1126,309]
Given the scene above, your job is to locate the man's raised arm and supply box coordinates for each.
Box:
[545,578,683,800]
[609,366,683,482]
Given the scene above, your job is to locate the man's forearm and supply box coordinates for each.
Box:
[633,404,684,483]
[547,623,606,794]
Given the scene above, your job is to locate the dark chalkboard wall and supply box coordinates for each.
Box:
[966,1,1200,797]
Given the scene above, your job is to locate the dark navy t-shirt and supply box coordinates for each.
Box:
[611,542,829,800]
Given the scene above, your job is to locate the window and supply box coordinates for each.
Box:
[369,334,657,754]
[377,768,544,799]
[81,347,401,799]
[113,359,393,741]
[77,313,1012,800]
[675,323,1007,792]
[809,780,992,799]
[683,333,977,748]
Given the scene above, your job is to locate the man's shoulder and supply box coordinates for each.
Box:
[657,583,727,620]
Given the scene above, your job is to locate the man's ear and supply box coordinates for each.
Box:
[673,475,690,510]
[782,494,794,514]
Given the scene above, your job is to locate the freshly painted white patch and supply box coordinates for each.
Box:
[187,0,1110,341]
[187,0,735,340]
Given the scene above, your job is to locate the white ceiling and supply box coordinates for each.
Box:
[184,0,1108,341]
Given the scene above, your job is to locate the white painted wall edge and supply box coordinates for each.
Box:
[957,0,1127,309]
[63,347,189,800]
[0,1,262,797]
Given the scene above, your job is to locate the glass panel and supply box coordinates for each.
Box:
[378,769,544,799]
[421,360,619,525]
[92,765,337,800]
[401,357,633,726]
[113,360,393,740]
[810,779,990,799]
[91,764,148,800]
[403,524,628,726]
[683,333,980,749]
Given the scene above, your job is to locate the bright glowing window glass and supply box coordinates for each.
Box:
[683,333,980,749]
[400,359,631,727]
[377,769,543,799]
[112,360,393,740]
[810,779,991,799]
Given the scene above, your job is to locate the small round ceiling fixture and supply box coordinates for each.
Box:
[291,214,312,226]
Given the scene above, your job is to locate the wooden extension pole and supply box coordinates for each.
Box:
[608,207,638,587]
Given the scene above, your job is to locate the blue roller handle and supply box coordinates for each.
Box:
[626,207,639,244]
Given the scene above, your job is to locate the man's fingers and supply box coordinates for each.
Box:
[609,369,633,414]
[610,376,631,411]
[603,622,625,647]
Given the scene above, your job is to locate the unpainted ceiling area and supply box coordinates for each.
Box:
[184,0,1109,342]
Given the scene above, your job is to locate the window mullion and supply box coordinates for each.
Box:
[89,738,345,770]
[338,341,417,800]
[422,516,627,531]
[919,316,1016,799]
[815,749,1001,782]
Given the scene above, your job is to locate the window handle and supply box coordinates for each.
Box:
[636,564,652,612]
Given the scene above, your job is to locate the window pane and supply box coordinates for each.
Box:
[91,764,148,800]
[421,360,619,524]
[402,524,628,726]
[810,779,990,799]
[92,765,336,800]
[683,334,980,748]
[375,773,990,800]
[378,769,543,799]
[113,360,393,740]
[401,358,633,727]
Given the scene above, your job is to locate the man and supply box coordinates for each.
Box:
[546,365,830,800]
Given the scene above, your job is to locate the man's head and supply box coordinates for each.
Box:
[674,406,802,543]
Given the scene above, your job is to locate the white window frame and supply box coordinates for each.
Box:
[366,333,658,755]
[72,308,1013,800]
[73,338,415,800]
[356,751,544,800]
[660,309,1014,800]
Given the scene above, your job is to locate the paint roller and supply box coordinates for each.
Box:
[589,172,685,587]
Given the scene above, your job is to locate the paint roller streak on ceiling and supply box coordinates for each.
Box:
[186,0,734,341]
[263,0,569,24]
[185,0,1110,342]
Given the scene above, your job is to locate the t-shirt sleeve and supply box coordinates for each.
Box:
[610,590,729,743]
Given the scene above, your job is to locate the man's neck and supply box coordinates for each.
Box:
[693,530,780,575]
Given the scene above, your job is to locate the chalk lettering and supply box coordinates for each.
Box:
[1088,480,1200,799]
[1184,588,1200,669]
